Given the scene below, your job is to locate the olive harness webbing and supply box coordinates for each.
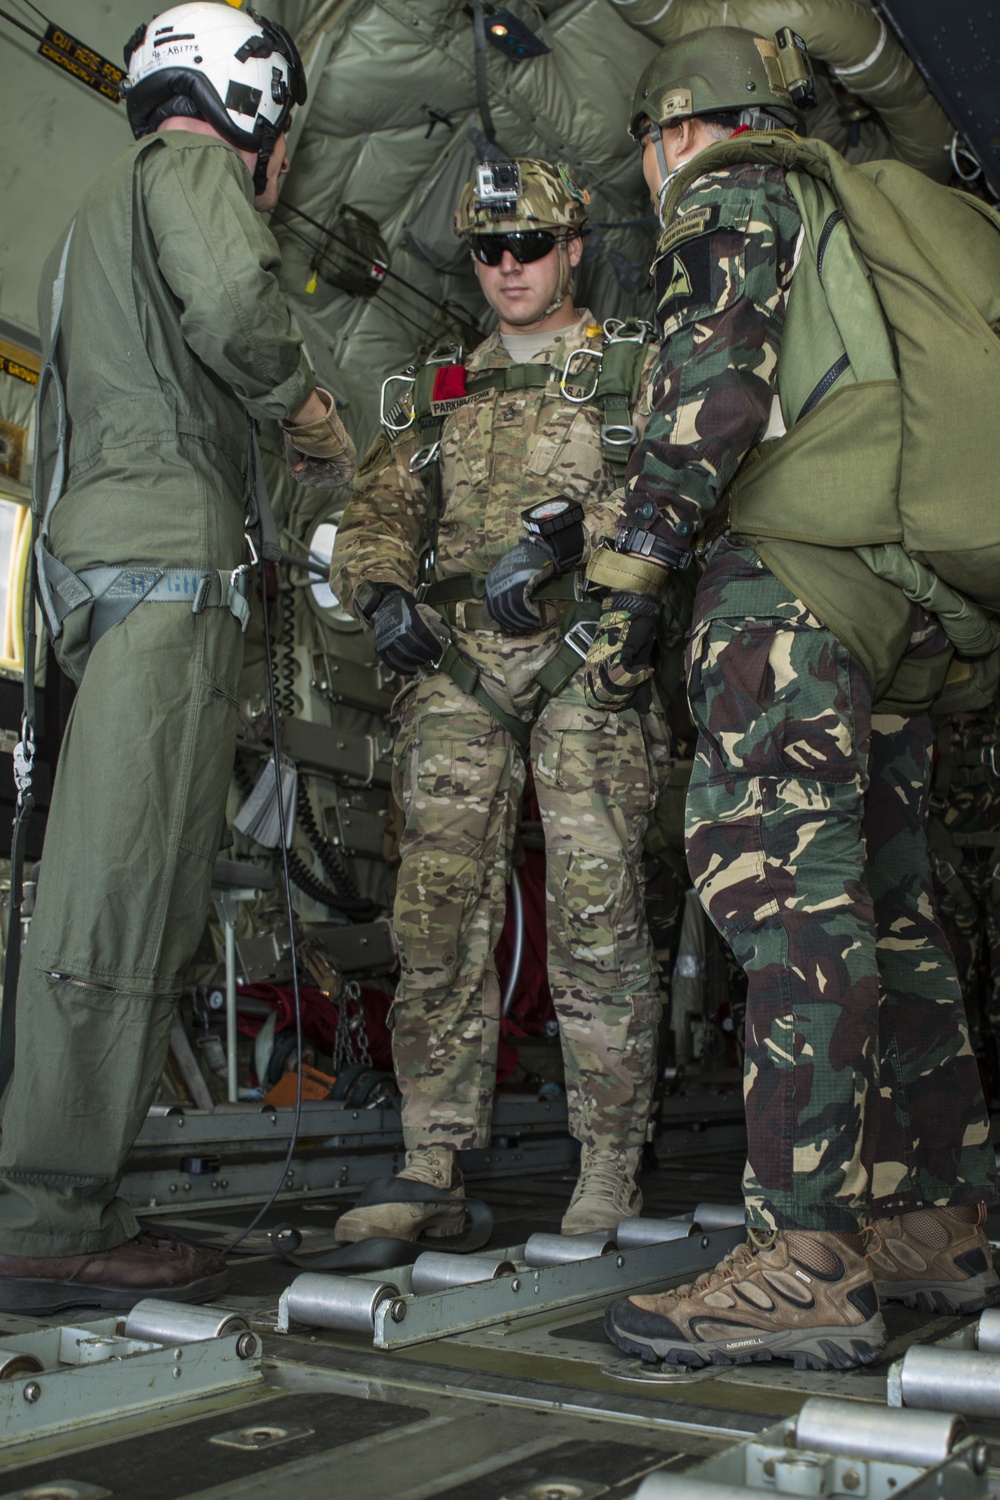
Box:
[393,323,651,753]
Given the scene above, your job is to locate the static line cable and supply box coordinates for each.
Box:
[226,535,305,1255]
[11,0,49,22]
[0,5,42,40]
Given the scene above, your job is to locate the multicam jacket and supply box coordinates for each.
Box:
[331,309,654,613]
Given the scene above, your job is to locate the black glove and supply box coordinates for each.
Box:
[366,586,451,676]
[484,538,558,635]
[583,591,658,713]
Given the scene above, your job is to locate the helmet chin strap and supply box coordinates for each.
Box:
[253,126,276,196]
[541,239,573,319]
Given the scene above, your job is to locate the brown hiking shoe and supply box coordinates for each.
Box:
[561,1146,642,1235]
[604,1228,886,1370]
[0,1230,228,1315]
[334,1144,466,1243]
[868,1204,999,1314]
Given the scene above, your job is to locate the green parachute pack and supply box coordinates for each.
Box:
[663,133,1000,689]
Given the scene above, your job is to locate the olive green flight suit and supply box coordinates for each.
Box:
[0,132,312,1255]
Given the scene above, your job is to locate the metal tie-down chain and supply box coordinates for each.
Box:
[333,980,370,1072]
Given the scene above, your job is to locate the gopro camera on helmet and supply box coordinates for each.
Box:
[475,161,521,214]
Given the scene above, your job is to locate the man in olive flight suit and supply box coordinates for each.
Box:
[330,158,670,1243]
[583,28,998,1371]
[0,2,354,1313]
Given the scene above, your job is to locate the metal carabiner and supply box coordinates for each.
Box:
[231,530,259,589]
[380,370,416,433]
[560,346,603,404]
[408,441,441,473]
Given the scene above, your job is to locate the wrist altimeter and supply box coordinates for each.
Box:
[521,496,585,570]
[355,579,394,625]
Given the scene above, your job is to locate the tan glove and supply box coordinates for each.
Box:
[281,389,356,489]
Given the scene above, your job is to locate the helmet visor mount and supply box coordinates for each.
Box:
[469,229,571,266]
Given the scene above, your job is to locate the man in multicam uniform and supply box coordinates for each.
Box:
[586,28,998,1371]
[329,158,670,1242]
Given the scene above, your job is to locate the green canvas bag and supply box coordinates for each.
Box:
[664,135,1000,619]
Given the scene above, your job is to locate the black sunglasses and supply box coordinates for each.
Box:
[470,230,561,266]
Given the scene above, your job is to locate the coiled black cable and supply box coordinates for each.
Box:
[266,582,297,720]
[235,755,375,920]
[297,787,374,916]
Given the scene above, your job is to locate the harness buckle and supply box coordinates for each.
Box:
[602,317,654,344]
[409,441,441,473]
[601,422,638,448]
[425,342,464,367]
[380,370,416,433]
[560,347,602,403]
[12,713,34,806]
[563,618,600,660]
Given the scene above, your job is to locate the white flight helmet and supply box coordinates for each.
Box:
[122,2,306,193]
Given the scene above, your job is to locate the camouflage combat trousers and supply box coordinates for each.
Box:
[685,540,995,1233]
[390,625,670,1152]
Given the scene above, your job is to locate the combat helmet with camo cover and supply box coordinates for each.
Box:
[454,157,589,237]
[455,157,589,317]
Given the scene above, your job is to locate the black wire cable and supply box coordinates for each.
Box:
[234,753,375,921]
[275,201,480,329]
[226,540,304,1255]
[275,218,445,345]
[287,850,374,920]
[274,217,451,345]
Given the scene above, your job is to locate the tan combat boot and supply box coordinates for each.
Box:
[604,1228,886,1370]
[868,1204,999,1313]
[560,1145,642,1236]
[334,1145,467,1243]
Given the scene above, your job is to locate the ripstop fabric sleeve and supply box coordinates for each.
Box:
[141,137,314,421]
[328,427,428,615]
[618,167,802,560]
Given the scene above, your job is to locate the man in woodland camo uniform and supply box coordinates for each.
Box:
[329,158,670,1241]
[588,28,998,1371]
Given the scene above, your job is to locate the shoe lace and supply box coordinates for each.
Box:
[668,1236,762,1301]
[134,1230,181,1254]
[576,1152,632,1203]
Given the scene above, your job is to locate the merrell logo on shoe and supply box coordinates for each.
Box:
[723,1336,766,1350]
